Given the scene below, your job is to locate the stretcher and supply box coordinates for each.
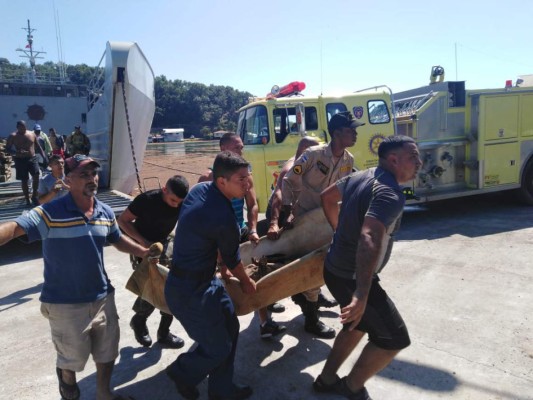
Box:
[126,208,333,316]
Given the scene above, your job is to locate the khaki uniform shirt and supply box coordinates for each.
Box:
[282,143,354,216]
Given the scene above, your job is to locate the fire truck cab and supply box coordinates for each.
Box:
[236,82,395,211]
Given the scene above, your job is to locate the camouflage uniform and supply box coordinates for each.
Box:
[66,131,91,156]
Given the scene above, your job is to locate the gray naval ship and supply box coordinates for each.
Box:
[0,20,155,222]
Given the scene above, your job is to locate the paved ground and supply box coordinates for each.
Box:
[1,192,532,400]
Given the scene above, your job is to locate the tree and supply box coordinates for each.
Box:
[152,77,251,137]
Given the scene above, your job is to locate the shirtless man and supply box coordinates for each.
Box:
[6,120,40,205]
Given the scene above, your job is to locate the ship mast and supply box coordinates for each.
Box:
[16,19,46,84]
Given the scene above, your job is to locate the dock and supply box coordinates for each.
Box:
[0,181,132,223]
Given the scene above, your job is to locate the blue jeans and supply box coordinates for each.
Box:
[165,273,239,396]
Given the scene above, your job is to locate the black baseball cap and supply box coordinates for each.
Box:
[328,111,365,133]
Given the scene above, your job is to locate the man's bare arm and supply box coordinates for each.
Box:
[340,216,386,330]
[117,208,150,247]
[245,178,259,231]
[38,179,69,205]
[267,164,291,239]
[229,261,257,294]
[0,222,26,246]
[197,170,213,183]
[5,135,14,154]
[321,183,342,231]
[355,217,385,297]
[245,177,259,244]
[111,234,150,259]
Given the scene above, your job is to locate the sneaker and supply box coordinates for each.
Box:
[337,377,372,400]
[317,293,338,308]
[260,320,287,339]
[313,374,341,393]
[267,302,285,313]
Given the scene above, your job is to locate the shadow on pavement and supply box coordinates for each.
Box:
[379,358,529,400]
[0,282,42,312]
[378,358,458,391]
[236,313,337,399]
[0,238,42,266]
[77,345,164,399]
[399,192,533,241]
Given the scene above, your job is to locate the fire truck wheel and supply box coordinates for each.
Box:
[518,158,533,205]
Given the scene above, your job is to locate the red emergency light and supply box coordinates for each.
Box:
[267,81,306,99]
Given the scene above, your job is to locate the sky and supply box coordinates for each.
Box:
[2,0,533,97]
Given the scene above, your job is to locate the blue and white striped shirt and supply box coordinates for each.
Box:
[15,193,121,304]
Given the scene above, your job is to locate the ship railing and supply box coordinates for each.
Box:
[0,70,68,85]
[87,52,106,110]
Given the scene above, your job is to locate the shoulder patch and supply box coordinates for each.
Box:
[293,165,303,175]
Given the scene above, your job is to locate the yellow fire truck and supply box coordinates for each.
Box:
[236,68,533,211]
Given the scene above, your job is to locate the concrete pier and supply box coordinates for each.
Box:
[0,193,532,399]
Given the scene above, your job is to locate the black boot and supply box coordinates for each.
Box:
[291,293,307,309]
[157,313,184,349]
[303,301,336,339]
[130,314,152,347]
[317,292,338,309]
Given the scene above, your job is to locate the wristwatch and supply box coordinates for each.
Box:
[248,229,257,235]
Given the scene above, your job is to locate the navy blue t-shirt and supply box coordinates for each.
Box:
[325,167,405,280]
[171,182,241,275]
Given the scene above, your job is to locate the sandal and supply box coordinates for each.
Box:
[312,373,341,393]
[56,367,80,400]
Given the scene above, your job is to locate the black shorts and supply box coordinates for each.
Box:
[14,156,40,180]
[324,267,411,350]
